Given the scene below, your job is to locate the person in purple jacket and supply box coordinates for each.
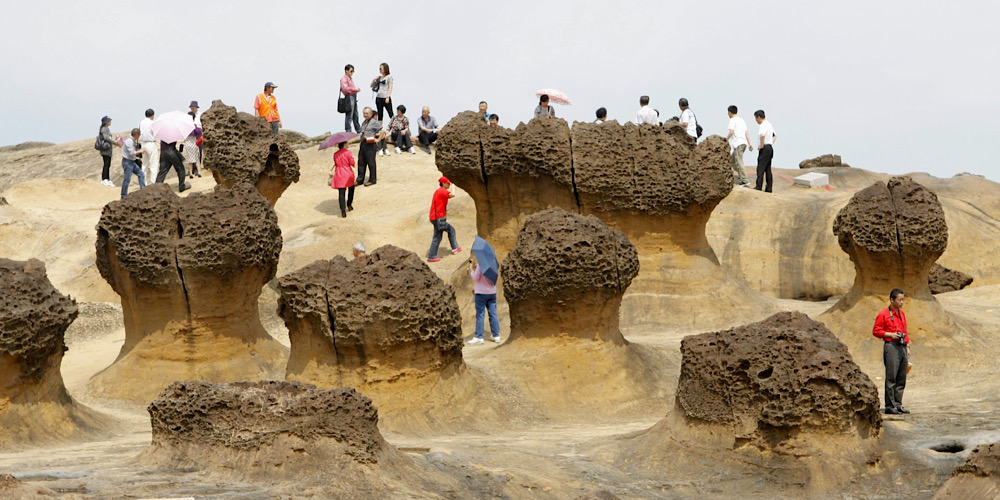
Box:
[467,256,501,345]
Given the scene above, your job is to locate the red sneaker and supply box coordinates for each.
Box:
[451,247,462,255]
[427,257,441,263]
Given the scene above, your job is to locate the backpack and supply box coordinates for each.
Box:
[94,133,110,151]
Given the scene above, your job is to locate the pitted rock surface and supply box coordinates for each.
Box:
[0,258,77,381]
[571,121,732,215]
[799,154,850,169]
[502,208,638,304]
[148,380,384,463]
[200,100,300,204]
[277,245,463,370]
[928,263,974,294]
[834,176,947,258]
[676,312,881,442]
[96,183,281,290]
[953,442,1000,477]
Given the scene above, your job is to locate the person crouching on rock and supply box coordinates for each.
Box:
[156,140,191,192]
[873,288,911,415]
[120,128,146,199]
[467,256,500,345]
[329,141,356,218]
[426,176,461,262]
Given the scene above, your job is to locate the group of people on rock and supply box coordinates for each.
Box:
[95,102,203,199]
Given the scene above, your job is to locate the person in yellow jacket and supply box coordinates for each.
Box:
[254,81,281,136]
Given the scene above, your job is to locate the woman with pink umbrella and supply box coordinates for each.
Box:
[534,89,570,119]
[321,131,360,218]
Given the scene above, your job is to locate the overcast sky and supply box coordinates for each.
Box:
[3,1,998,181]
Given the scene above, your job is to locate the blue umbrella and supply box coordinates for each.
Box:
[471,236,499,285]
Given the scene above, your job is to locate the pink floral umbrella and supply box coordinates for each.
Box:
[536,89,571,105]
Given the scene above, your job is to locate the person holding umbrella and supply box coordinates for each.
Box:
[321,131,359,218]
[468,236,501,345]
[151,110,194,192]
[534,94,556,118]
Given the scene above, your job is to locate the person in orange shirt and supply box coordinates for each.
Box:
[872,288,910,415]
[254,82,281,136]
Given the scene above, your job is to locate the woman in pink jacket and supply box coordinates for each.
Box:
[329,142,356,218]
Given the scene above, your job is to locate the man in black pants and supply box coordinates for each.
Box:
[753,109,777,193]
[356,107,382,187]
[156,141,191,192]
[872,288,910,414]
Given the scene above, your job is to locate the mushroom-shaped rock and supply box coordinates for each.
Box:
[932,442,1000,499]
[438,111,773,331]
[92,183,287,403]
[928,263,974,294]
[200,100,300,205]
[820,176,967,368]
[675,312,881,447]
[277,245,489,431]
[0,258,109,449]
[799,154,851,169]
[140,381,394,478]
[502,208,638,343]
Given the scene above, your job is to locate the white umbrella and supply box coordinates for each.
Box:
[151,111,196,144]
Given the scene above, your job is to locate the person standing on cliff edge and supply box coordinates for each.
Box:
[254,82,281,136]
[872,288,911,415]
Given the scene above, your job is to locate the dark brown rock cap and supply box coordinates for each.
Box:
[148,380,384,463]
[277,245,463,364]
[502,208,639,303]
[0,258,77,380]
[676,311,881,441]
[928,263,974,294]
[833,176,947,257]
[96,183,282,290]
[800,154,851,169]
[200,100,300,188]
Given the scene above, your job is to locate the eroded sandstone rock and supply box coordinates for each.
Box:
[933,442,1000,499]
[799,154,850,169]
[200,100,300,204]
[676,311,881,447]
[502,208,638,343]
[0,258,108,448]
[928,263,974,294]
[92,183,287,403]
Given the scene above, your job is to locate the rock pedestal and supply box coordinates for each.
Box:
[200,100,300,205]
[0,258,108,448]
[92,183,287,403]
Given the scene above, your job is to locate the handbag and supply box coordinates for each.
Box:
[337,91,349,113]
[435,217,449,231]
[371,77,381,93]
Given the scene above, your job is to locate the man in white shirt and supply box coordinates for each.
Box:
[138,109,159,182]
[634,96,658,125]
[595,107,607,124]
[726,105,753,186]
[754,109,777,193]
[678,98,698,139]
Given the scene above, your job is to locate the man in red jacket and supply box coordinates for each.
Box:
[426,176,461,262]
[872,288,910,414]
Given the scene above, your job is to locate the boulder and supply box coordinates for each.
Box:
[675,311,881,448]
[502,208,638,343]
[799,154,850,169]
[928,263,974,294]
[933,442,1000,499]
[0,258,109,449]
[436,112,774,331]
[200,100,300,205]
[91,183,287,403]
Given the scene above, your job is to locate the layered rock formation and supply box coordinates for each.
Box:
[92,183,287,403]
[437,112,775,330]
[933,442,1000,499]
[799,154,850,169]
[277,245,492,431]
[0,258,108,449]
[674,312,881,448]
[820,177,969,365]
[200,100,300,205]
[502,208,638,344]
[928,263,974,294]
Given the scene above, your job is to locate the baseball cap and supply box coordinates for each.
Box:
[439,176,451,184]
[264,82,277,89]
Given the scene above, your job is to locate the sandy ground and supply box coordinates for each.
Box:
[0,136,998,498]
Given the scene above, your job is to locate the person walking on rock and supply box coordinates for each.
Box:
[726,105,753,187]
[183,111,202,177]
[753,109,777,192]
[254,82,281,136]
[467,256,500,345]
[156,140,191,192]
[329,141,356,218]
[873,288,911,415]
[120,128,146,199]
[341,64,361,133]
[426,176,460,262]
[678,98,698,139]
[356,107,382,187]
[139,109,159,182]
[96,116,118,186]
